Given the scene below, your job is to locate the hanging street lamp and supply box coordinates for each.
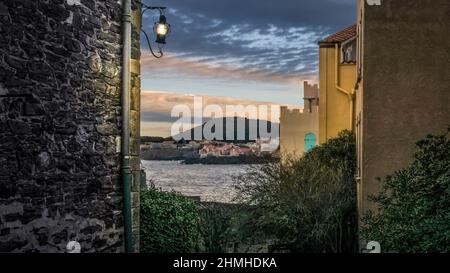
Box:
[154,14,170,44]
[142,4,171,58]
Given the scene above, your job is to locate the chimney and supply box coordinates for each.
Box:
[303,81,319,113]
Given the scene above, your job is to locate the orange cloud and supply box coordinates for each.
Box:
[141,90,299,119]
[141,53,316,85]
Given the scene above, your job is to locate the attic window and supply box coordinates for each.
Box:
[341,38,357,63]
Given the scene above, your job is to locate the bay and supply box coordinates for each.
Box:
[142,160,249,203]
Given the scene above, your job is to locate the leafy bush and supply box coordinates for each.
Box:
[198,202,240,253]
[362,128,450,253]
[140,187,201,253]
[234,131,357,252]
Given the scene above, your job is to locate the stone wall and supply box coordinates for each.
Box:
[0,0,141,252]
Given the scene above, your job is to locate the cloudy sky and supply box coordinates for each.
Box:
[141,0,356,137]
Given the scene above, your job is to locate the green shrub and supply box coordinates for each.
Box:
[234,131,357,253]
[198,203,240,253]
[140,188,201,253]
[362,128,450,253]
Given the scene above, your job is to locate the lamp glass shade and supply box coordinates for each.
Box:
[154,15,170,44]
[156,24,169,36]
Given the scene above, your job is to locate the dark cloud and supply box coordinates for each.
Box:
[144,0,355,28]
[141,0,356,83]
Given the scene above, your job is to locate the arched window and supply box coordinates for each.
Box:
[304,133,317,153]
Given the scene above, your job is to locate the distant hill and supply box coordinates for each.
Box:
[172,117,279,143]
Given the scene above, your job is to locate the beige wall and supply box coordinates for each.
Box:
[319,44,357,144]
[130,7,142,252]
[356,0,450,222]
[280,107,319,159]
[280,82,319,159]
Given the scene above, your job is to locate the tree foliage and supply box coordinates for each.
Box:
[198,203,240,253]
[362,128,450,253]
[140,187,201,253]
[234,131,357,252]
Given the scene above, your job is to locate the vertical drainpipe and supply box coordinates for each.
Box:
[121,0,133,253]
[334,44,356,130]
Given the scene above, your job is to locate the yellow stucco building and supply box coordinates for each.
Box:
[280,81,319,159]
[280,26,358,158]
[318,25,357,144]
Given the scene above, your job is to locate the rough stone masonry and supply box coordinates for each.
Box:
[0,0,141,252]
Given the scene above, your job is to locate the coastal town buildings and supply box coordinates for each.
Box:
[199,142,257,158]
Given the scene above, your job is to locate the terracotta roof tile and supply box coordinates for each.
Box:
[320,24,357,43]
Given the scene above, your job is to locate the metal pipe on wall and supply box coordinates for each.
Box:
[334,44,356,131]
[121,0,134,253]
